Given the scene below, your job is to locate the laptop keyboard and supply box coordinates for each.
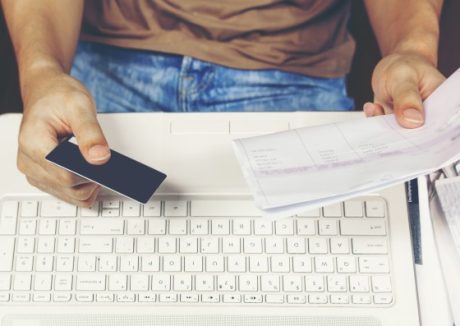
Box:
[0,196,393,306]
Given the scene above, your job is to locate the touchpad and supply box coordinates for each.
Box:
[3,314,382,326]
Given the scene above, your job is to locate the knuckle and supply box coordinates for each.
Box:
[72,186,95,201]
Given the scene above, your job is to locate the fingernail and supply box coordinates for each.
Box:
[402,108,424,124]
[88,145,111,162]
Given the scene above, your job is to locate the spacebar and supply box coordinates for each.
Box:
[191,200,261,217]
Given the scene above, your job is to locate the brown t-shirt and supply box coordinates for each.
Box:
[81,0,355,78]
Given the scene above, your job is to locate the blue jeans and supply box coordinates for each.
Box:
[71,42,354,113]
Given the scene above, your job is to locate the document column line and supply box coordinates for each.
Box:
[294,129,318,167]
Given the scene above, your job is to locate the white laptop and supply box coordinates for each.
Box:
[0,112,420,325]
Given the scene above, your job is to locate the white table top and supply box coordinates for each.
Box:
[0,112,453,325]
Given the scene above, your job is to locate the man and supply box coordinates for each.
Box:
[2,0,445,207]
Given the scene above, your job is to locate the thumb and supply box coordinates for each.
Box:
[69,108,111,165]
[391,79,424,129]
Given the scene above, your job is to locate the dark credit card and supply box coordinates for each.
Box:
[46,137,167,204]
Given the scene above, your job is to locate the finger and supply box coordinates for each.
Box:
[17,149,87,188]
[363,102,385,117]
[68,97,111,165]
[27,176,100,207]
[388,72,424,129]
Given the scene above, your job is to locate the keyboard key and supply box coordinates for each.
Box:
[0,293,10,302]
[275,219,294,235]
[78,255,96,272]
[233,219,251,235]
[323,203,342,217]
[102,200,120,209]
[249,256,268,273]
[265,238,284,254]
[190,219,208,235]
[271,256,290,273]
[19,219,36,235]
[169,219,187,235]
[143,200,161,217]
[0,237,15,271]
[127,219,145,235]
[330,294,349,304]
[0,201,18,235]
[59,219,76,235]
[202,294,220,303]
[265,294,284,304]
[352,294,372,304]
[305,275,324,292]
[296,219,316,235]
[196,274,214,291]
[76,293,94,302]
[56,256,74,272]
[13,293,30,302]
[41,200,77,217]
[244,238,263,254]
[14,274,32,291]
[163,255,181,272]
[327,275,347,292]
[200,237,218,254]
[191,200,261,217]
[109,274,127,291]
[371,275,392,292]
[349,275,369,292]
[330,238,350,254]
[344,201,364,217]
[76,274,106,291]
[365,200,385,217]
[34,274,52,291]
[37,237,55,253]
[227,255,246,273]
[340,219,386,236]
[283,275,302,292]
[309,294,328,304]
[297,208,320,217]
[0,274,11,290]
[141,255,160,272]
[309,238,328,254]
[318,219,338,236]
[164,200,187,217]
[39,219,57,235]
[206,255,224,272]
[217,275,236,291]
[116,237,134,253]
[80,203,99,217]
[117,293,136,302]
[254,219,272,235]
[99,255,117,272]
[287,238,306,254]
[122,201,140,217]
[97,293,114,302]
[374,294,393,304]
[337,256,356,273]
[80,219,124,235]
[174,274,192,291]
[222,237,240,254]
[151,274,170,291]
[21,200,38,217]
[54,274,72,291]
[359,257,390,273]
[101,209,119,217]
[223,294,241,303]
[120,256,139,272]
[352,237,388,254]
[79,237,113,253]
[314,256,334,273]
[184,256,203,272]
[180,237,198,253]
[57,237,75,254]
[244,294,262,303]
[181,293,199,303]
[148,219,166,235]
[137,237,155,253]
[139,293,156,302]
[212,220,230,235]
[54,293,72,302]
[292,256,312,273]
[16,255,33,272]
[287,294,305,304]
[158,237,176,253]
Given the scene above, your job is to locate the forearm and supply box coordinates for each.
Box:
[2,0,83,104]
[364,0,443,66]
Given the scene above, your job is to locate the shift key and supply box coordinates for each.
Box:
[341,219,386,236]
[80,219,124,235]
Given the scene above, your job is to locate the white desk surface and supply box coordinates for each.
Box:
[0,112,453,325]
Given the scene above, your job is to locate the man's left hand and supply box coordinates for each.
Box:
[363,52,445,128]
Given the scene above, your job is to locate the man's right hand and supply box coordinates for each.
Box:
[18,70,111,207]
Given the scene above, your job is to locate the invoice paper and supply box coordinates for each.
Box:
[233,69,460,217]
